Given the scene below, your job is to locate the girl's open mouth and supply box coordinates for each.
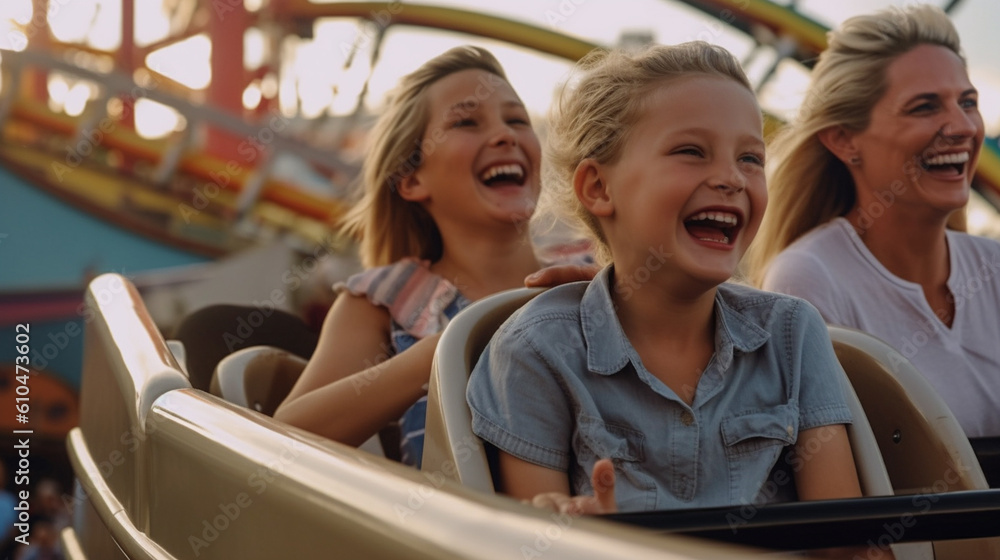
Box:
[683,210,741,246]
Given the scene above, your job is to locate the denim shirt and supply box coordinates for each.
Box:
[467,266,852,512]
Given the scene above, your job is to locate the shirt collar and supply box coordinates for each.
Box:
[580,266,770,375]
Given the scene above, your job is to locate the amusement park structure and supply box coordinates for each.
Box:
[1,2,999,557]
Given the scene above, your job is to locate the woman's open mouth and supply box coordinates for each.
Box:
[919,151,970,178]
[478,163,526,188]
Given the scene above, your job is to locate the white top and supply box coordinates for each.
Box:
[763,217,1000,438]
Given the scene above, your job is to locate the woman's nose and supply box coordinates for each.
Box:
[941,103,981,139]
[491,123,518,147]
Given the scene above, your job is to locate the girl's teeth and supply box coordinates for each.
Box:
[690,211,738,225]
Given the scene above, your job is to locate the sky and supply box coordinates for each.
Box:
[0,0,997,136]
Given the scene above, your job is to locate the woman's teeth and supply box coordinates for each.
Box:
[480,164,525,183]
[922,152,969,166]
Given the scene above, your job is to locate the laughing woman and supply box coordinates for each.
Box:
[749,5,1000,439]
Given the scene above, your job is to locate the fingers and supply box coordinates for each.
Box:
[529,492,583,514]
[590,458,617,513]
[525,459,617,516]
[525,264,601,288]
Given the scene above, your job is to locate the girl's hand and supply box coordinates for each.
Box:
[524,264,601,288]
[528,459,617,515]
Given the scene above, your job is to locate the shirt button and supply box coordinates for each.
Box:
[681,411,694,426]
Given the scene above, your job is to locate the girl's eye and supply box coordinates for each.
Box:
[450,118,476,128]
[675,147,703,157]
[740,153,765,166]
[507,117,530,126]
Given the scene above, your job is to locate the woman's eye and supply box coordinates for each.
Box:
[675,147,702,156]
[960,97,978,109]
[909,103,935,114]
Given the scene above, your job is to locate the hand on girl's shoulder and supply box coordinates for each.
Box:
[525,263,601,288]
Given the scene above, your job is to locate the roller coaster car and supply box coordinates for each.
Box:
[65,275,1000,559]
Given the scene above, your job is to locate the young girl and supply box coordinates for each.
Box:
[467,42,862,514]
[274,46,545,467]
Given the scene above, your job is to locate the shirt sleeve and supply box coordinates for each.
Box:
[790,299,854,431]
[763,250,848,327]
[466,318,575,471]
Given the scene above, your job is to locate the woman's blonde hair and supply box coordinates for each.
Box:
[339,46,508,268]
[544,42,751,264]
[746,4,963,285]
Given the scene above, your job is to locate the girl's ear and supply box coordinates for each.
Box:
[816,125,860,166]
[397,172,430,202]
[573,159,614,217]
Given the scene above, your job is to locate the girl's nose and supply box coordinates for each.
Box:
[711,164,747,194]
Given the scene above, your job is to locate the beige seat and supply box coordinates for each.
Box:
[829,325,1000,559]
[66,274,191,559]
[211,345,307,415]
[211,345,387,456]
[422,287,544,493]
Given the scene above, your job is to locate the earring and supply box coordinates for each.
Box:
[849,155,862,166]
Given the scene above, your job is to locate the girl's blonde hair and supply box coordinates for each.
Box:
[746,4,963,285]
[544,42,752,264]
[340,46,508,268]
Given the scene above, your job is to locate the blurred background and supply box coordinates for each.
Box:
[0,0,998,492]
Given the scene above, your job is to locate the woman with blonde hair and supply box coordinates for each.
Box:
[275,45,547,465]
[750,4,1000,438]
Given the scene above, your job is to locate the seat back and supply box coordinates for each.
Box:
[211,346,307,415]
[840,376,894,498]
[211,345,388,457]
[422,288,544,493]
[70,274,191,559]
[828,326,988,493]
[829,326,998,559]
